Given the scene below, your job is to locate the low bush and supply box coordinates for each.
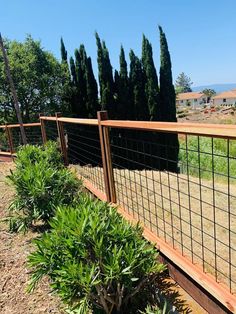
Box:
[8,142,80,232]
[28,195,166,313]
[14,141,63,170]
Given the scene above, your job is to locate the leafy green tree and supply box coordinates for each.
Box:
[142,35,160,121]
[0,35,67,122]
[159,26,179,172]
[202,88,216,102]
[175,72,193,93]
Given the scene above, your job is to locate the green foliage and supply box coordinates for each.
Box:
[179,136,236,180]
[28,196,166,314]
[175,72,192,93]
[95,32,114,113]
[0,35,68,123]
[8,142,80,232]
[129,50,149,120]
[114,46,130,119]
[158,26,179,172]
[142,35,160,121]
[60,37,68,62]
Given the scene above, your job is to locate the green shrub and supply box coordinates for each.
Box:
[28,196,166,313]
[14,141,63,170]
[8,142,80,232]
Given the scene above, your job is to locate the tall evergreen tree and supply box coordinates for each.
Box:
[129,50,149,121]
[95,33,114,113]
[69,57,77,85]
[116,46,130,119]
[60,38,73,115]
[142,35,160,121]
[60,37,67,63]
[159,26,176,122]
[158,26,179,172]
[85,57,99,118]
[74,47,88,117]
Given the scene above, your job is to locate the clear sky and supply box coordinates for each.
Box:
[1,0,236,86]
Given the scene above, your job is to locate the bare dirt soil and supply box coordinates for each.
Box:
[76,164,236,293]
[0,162,63,314]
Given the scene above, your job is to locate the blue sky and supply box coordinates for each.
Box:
[1,0,236,86]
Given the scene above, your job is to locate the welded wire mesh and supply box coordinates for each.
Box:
[0,128,9,152]
[4,126,42,152]
[106,128,236,293]
[63,123,104,193]
[44,120,58,143]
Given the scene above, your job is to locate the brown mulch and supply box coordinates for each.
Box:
[0,162,63,314]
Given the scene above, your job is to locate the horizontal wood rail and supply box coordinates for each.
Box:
[39,116,236,138]
[0,122,41,129]
[40,116,98,125]
[100,120,236,139]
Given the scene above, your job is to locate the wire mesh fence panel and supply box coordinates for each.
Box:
[64,123,104,194]
[44,120,59,143]
[9,126,42,151]
[99,127,236,294]
[24,126,43,146]
[0,128,9,152]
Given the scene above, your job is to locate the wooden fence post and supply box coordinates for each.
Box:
[5,124,14,157]
[55,112,69,166]
[97,111,117,203]
[39,114,47,144]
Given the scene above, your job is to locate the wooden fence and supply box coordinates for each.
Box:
[1,112,236,313]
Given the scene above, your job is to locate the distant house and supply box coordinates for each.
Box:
[212,89,236,106]
[176,92,207,108]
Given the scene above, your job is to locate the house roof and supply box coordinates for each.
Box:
[212,90,236,99]
[176,92,204,101]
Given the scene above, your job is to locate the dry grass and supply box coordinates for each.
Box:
[75,164,236,293]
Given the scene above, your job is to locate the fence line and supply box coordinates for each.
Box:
[1,113,236,313]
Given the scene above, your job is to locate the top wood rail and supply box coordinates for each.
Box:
[38,116,236,139]
[40,116,98,125]
[0,122,41,129]
[100,120,236,139]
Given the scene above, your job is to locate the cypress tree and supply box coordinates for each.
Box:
[113,69,119,119]
[74,47,87,117]
[129,50,149,121]
[159,26,176,122]
[60,37,67,62]
[85,57,99,118]
[95,33,114,113]
[159,26,179,172]
[142,35,160,121]
[116,46,130,119]
[69,56,79,115]
[60,38,73,115]
[69,57,77,86]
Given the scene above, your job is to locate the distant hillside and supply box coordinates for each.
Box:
[192,83,236,93]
